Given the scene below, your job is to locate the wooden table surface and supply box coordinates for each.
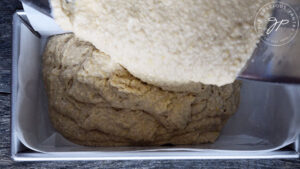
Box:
[0,1,299,168]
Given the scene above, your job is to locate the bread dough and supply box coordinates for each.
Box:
[43,34,241,146]
[51,0,271,87]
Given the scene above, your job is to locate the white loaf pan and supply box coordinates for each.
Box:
[11,9,300,161]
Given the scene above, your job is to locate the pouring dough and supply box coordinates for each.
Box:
[51,0,271,87]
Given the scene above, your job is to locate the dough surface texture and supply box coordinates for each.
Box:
[51,0,271,86]
[43,34,241,146]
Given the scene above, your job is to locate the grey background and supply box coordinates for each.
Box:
[0,0,299,168]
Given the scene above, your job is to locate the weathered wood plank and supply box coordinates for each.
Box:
[0,70,11,93]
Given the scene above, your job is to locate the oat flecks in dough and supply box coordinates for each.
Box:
[43,34,241,146]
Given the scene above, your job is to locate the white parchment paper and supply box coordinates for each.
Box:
[16,3,300,153]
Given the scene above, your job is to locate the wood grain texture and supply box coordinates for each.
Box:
[0,0,22,70]
[0,70,11,93]
[0,0,299,168]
